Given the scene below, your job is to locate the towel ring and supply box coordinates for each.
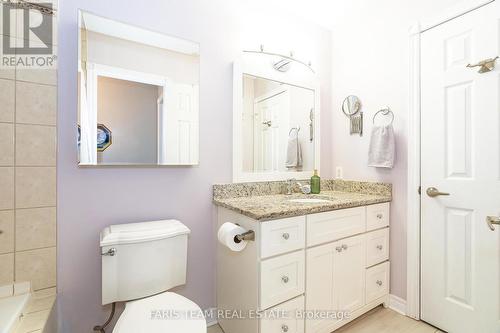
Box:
[373,107,394,125]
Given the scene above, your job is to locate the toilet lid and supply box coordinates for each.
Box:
[113,292,207,333]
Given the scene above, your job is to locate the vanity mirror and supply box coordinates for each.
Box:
[233,52,320,182]
[77,11,199,166]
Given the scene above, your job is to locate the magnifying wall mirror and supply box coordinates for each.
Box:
[342,95,363,136]
[77,11,200,166]
[342,95,361,116]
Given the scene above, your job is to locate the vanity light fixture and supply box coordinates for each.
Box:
[273,58,292,72]
[243,45,315,73]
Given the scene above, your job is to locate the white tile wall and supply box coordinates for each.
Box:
[0,253,14,285]
[15,247,56,290]
[15,167,56,208]
[16,124,56,166]
[16,82,57,126]
[0,167,15,210]
[16,207,56,251]
[0,210,14,254]
[0,10,57,290]
[0,79,15,121]
[0,123,14,165]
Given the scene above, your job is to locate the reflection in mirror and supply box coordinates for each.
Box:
[242,74,315,173]
[342,95,361,116]
[78,11,199,165]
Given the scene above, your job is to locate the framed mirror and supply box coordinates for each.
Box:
[233,52,320,182]
[77,11,199,166]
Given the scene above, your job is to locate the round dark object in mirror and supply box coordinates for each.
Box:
[97,124,112,152]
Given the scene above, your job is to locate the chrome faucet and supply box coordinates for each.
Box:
[286,179,311,195]
[286,178,296,195]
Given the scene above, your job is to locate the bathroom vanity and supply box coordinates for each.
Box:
[214,180,391,333]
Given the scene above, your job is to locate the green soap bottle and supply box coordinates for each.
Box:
[311,169,320,194]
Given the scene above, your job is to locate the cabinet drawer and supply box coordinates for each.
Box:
[366,203,390,231]
[365,262,390,303]
[260,250,305,310]
[366,228,389,267]
[260,296,304,333]
[307,207,365,246]
[261,216,306,259]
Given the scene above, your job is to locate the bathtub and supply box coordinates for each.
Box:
[0,293,30,333]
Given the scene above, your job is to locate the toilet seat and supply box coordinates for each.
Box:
[113,292,207,333]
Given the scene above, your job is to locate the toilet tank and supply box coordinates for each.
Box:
[100,220,190,305]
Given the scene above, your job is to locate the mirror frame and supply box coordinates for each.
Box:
[232,52,321,182]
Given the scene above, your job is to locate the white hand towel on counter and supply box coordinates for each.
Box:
[368,124,395,168]
[286,132,302,169]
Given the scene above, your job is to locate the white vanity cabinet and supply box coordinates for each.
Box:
[216,202,390,333]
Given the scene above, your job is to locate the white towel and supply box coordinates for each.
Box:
[368,125,395,168]
[286,132,302,169]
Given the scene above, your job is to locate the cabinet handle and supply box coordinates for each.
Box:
[335,246,343,252]
[376,245,383,250]
[282,232,290,240]
[376,213,383,219]
[342,244,348,250]
[281,324,289,332]
[281,276,289,284]
[376,280,383,286]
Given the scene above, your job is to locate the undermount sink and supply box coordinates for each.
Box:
[288,198,332,204]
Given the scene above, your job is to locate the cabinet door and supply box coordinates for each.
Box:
[305,242,337,333]
[333,234,366,313]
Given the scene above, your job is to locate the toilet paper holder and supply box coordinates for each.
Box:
[234,230,255,243]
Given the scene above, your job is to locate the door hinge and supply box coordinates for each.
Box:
[418,186,421,195]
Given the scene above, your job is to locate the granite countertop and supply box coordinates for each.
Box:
[213,188,391,221]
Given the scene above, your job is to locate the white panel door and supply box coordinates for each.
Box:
[162,83,198,164]
[253,90,289,172]
[421,2,500,332]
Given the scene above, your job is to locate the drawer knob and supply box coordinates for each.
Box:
[376,280,383,286]
[376,214,383,219]
[281,324,289,332]
[341,244,348,250]
[376,245,383,250]
[282,232,290,240]
[335,246,343,252]
[281,276,289,283]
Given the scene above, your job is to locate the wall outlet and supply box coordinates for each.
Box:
[335,167,343,179]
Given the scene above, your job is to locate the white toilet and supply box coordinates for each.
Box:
[99,220,207,333]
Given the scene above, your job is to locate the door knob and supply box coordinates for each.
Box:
[101,248,116,256]
[426,187,450,198]
[486,216,500,231]
[466,56,498,73]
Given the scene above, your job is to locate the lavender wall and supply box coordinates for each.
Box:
[57,1,332,332]
[328,0,461,300]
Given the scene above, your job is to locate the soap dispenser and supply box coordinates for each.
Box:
[311,169,320,194]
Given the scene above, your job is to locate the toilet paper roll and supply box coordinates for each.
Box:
[218,222,248,252]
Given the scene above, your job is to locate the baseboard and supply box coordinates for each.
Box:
[204,307,218,327]
[388,294,407,316]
